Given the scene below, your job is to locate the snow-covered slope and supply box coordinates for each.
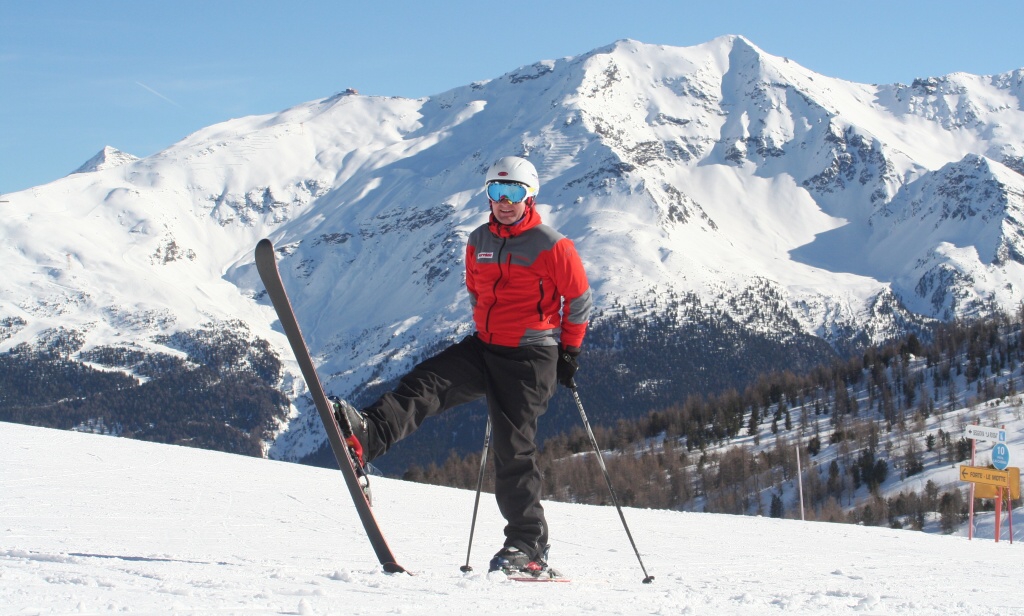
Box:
[71,146,140,174]
[4,36,1024,460]
[2,420,1021,615]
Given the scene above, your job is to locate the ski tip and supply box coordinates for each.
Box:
[255,238,275,261]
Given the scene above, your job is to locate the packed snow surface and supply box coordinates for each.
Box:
[2,421,1021,615]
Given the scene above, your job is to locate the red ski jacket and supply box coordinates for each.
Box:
[466,206,592,349]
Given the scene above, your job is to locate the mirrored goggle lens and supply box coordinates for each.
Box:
[486,182,529,203]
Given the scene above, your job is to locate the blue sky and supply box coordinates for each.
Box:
[2,0,1022,194]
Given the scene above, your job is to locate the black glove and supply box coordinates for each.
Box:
[557,345,580,389]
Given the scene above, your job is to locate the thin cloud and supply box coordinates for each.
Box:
[135,81,182,108]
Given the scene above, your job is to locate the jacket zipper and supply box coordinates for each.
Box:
[484,238,508,340]
[536,279,545,321]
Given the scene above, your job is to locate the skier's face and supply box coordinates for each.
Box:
[489,196,527,225]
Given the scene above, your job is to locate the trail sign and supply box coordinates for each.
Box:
[965,426,1006,442]
[992,443,1011,471]
[973,467,1021,499]
[960,465,1012,488]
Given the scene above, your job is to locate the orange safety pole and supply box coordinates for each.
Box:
[1002,425,1012,545]
[1008,487,1014,545]
[994,487,1003,542]
[969,427,977,540]
[1003,485,1011,540]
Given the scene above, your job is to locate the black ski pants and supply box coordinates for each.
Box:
[360,334,558,558]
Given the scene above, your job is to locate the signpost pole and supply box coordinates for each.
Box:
[1009,489,1014,545]
[969,424,977,541]
[795,444,805,521]
[999,421,1007,540]
[995,487,1003,543]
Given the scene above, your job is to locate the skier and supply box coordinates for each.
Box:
[334,156,592,576]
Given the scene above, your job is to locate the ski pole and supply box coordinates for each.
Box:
[460,416,492,573]
[569,379,655,584]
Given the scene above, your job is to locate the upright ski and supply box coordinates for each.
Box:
[255,238,406,574]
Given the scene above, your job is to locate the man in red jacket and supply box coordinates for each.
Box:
[336,156,592,576]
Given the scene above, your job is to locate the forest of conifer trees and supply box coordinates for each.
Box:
[0,322,290,457]
[4,303,1022,535]
[403,312,1024,533]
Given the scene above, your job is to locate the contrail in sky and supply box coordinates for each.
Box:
[135,81,182,107]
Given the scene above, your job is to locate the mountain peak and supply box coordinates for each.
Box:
[6,36,1024,464]
[718,33,758,49]
[72,146,139,174]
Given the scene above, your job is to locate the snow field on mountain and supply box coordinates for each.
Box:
[2,421,1022,615]
[7,35,1024,471]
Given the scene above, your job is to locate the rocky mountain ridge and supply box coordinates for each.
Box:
[3,36,1024,466]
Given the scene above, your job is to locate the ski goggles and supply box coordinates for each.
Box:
[486,181,533,204]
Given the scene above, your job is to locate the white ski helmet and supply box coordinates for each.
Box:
[485,156,539,198]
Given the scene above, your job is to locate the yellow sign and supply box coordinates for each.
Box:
[971,467,1021,499]
[961,465,1011,487]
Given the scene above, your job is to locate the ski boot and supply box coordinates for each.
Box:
[329,395,372,504]
[488,545,561,579]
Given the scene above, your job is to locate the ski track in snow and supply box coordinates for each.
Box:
[1,421,1022,615]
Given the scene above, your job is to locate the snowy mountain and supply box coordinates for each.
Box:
[2,420,1021,615]
[71,145,140,174]
[4,35,1024,465]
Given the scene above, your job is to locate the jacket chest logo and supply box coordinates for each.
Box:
[477,251,495,260]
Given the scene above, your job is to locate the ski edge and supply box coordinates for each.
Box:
[507,576,571,583]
